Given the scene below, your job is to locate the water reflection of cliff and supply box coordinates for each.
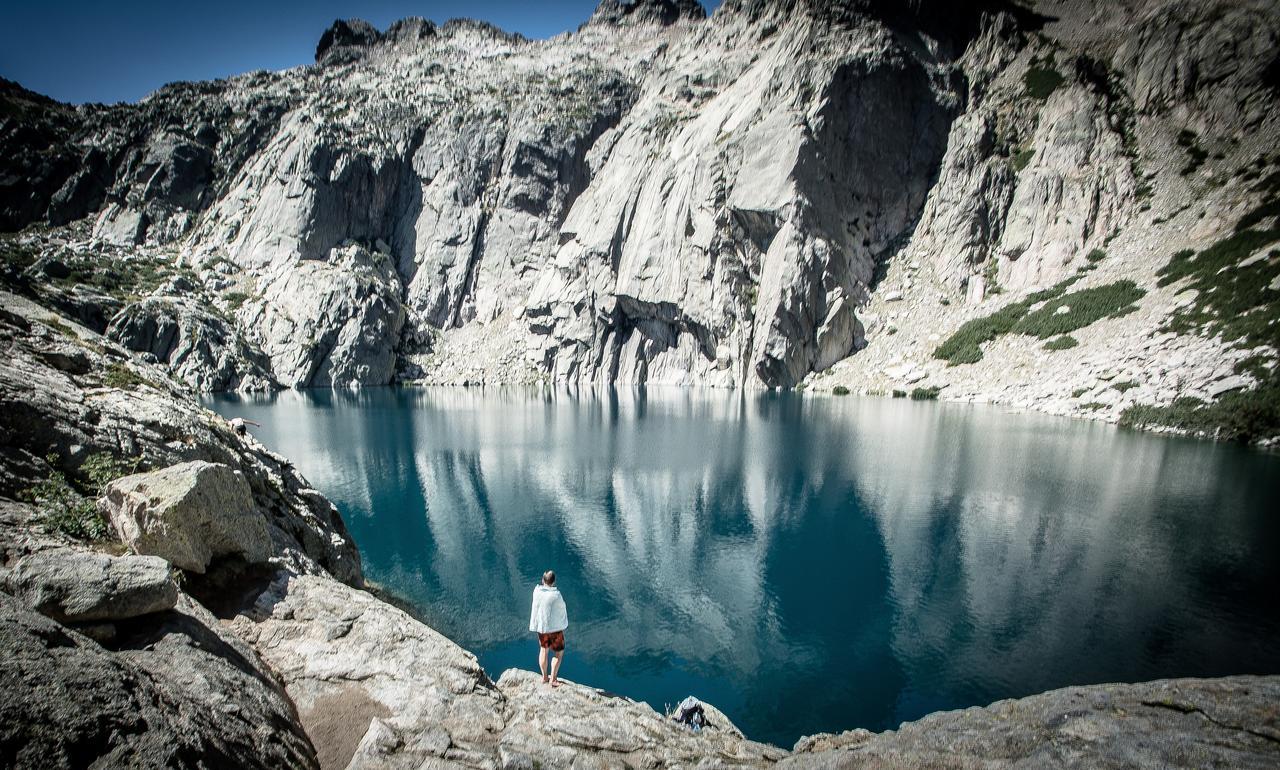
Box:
[210,387,1280,739]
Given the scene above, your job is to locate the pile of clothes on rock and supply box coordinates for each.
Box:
[672,696,710,732]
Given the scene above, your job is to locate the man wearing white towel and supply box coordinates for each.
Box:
[529,570,569,687]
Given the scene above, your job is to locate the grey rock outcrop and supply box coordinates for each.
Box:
[315,19,384,64]
[587,0,708,28]
[784,676,1280,769]
[0,291,362,583]
[107,296,278,391]
[231,573,507,769]
[238,245,405,388]
[0,591,318,769]
[497,668,785,768]
[102,461,271,573]
[1,549,177,623]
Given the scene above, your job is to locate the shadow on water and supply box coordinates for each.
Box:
[208,386,1280,748]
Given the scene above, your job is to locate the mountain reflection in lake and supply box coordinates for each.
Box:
[208,387,1280,748]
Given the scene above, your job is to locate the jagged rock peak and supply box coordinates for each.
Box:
[315,18,382,63]
[385,16,438,45]
[587,0,707,27]
[314,17,449,65]
[438,17,526,43]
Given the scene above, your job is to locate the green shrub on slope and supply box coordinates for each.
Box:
[1024,64,1065,101]
[934,278,1142,365]
[1010,281,1146,339]
[1120,195,1280,442]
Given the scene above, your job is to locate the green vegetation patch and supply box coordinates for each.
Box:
[1127,194,1280,442]
[43,316,78,339]
[42,252,195,303]
[1024,62,1065,101]
[1011,148,1035,172]
[1235,199,1280,233]
[104,363,148,390]
[910,386,941,400]
[1119,372,1280,444]
[1234,354,1271,380]
[933,301,1035,365]
[831,385,850,396]
[21,452,139,541]
[1009,280,1146,339]
[1112,380,1138,392]
[1176,129,1208,176]
[223,291,251,311]
[1157,215,1280,349]
[934,276,1142,364]
[1044,335,1079,351]
[1,241,38,274]
[1086,249,1106,263]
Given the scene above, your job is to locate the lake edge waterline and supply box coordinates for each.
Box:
[257,379,1280,452]
[206,386,1280,747]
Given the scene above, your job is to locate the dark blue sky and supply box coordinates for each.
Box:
[0,0,719,105]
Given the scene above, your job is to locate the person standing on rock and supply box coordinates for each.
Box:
[529,570,568,687]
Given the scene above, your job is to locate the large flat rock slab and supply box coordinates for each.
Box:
[784,676,1280,769]
[230,573,506,769]
[495,668,786,769]
[2,548,177,623]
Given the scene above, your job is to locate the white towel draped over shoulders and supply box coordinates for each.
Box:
[529,585,568,633]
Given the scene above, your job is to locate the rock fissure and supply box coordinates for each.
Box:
[1141,699,1280,746]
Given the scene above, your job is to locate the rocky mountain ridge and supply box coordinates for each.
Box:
[1,287,1276,768]
[0,0,1277,441]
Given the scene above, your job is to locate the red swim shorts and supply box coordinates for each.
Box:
[538,630,565,651]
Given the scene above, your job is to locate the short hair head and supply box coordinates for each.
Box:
[542,570,556,586]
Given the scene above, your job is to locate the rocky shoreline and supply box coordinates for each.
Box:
[2,288,1278,768]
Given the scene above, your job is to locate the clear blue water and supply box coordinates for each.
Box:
[207,387,1280,748]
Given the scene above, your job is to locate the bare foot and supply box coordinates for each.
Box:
[542,675,550,684]
[550,679,561,688]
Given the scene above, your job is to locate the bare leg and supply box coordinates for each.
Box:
[550,649,564,686]
[539,645,549,683]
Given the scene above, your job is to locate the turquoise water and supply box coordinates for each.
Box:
[208,387,1280,748]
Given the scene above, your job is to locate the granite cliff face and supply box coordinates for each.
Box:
[4,0,1275,427]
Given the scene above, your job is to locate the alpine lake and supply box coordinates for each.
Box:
[207,387,1280,748]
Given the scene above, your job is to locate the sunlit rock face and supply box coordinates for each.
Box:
[2,0,1277,394]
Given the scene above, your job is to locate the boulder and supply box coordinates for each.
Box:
[92,202,148,246]
[0,591,317,769]
[2,549,177,623]
[101,461,271,573]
